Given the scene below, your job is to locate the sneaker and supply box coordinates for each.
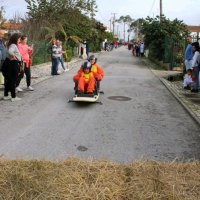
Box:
[191,89,199,93]
[183,86,190,90]
[11,97,21,102]
[27,86,34,91]
[2,96,11,100]
[16,87,23,92]
[65,68,69,72]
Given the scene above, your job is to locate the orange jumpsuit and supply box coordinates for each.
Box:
[76,63,104,81]
[73,71,95,93]
[91,63,104,81]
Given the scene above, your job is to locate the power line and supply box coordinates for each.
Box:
[148,0,157,17]
[98,10,109,24]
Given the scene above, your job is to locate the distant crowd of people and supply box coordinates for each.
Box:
[104,41,119,52]
[128,41,145,57]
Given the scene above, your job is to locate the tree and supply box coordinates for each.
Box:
[18,0,109,65]
[130,18,145,40]
[115,15,134,42]
[141,15,188,60]
[0,5,5,27]
[23,0,98,41]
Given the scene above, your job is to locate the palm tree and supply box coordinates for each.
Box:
[42,21,81,44]
[115,15,134,42]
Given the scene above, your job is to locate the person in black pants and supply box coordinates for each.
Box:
[3,58,20,99]
[2,33,22,102]
[17,35,34,91]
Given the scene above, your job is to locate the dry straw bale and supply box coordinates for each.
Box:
[0,157,200,200]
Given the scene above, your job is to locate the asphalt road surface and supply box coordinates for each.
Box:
[0,46,200,162]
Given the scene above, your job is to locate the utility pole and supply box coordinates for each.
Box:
[160,0,163,19]
[117,25,119,38]
[111,13,117,35]
[109,18,112,32]
[123,22,126,42]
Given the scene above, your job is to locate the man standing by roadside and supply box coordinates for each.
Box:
[184,36,193,71]
[0,29,7,85]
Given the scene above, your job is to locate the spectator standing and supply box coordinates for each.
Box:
[2,33,22,101]
[81,42,87,59]
[57,40,68,72]
[140,41,145,57]
[17,35,34,91]
[190,42,200,93]
[104,41,108,51]
[85,41,89,59]
[0,29,7,85]
[184,36,193,71]
[51,39,60,75]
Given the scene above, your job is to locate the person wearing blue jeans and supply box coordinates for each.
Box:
[192,65,199,92]
[57,40,69,72]
[191,42,200,93]
[184,36,193,71]
[51,41,60,75]
[51,56,59,75]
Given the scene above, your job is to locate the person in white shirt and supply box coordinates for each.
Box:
[183,69,193,89]
[190,42,200,93]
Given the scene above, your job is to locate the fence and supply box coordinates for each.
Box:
[31,41,80,66]
[163,36,185,70]
[31,41,51,65]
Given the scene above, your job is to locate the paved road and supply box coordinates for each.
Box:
[0,46,200,162]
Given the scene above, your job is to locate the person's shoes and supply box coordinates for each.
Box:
[183,86,190,90]
[27,86,34,91]
[57,70,61,75]
[65,68,69,72]
[2,96,11,100]
[16,87,23,92]
[191,89,199,93]
[11,97,21,102]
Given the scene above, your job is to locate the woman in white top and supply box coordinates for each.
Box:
[191,42,200,93]
[2,33,22,101]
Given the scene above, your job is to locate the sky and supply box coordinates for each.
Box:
[2,0,200,39]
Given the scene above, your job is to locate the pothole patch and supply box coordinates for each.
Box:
[108,96,132,101]
[77,146,88,151]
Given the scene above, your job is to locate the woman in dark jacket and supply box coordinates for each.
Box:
[2,33,22,101]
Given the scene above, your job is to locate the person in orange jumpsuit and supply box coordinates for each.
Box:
[73,61,96,94]
[89,55,104,81]
[75,55,104,81]
[88,55,104,91]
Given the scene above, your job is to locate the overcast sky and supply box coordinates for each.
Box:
[3,0,200,25]
[2,0,200,39]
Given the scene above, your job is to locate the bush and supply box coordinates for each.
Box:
[32,41,51,65]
